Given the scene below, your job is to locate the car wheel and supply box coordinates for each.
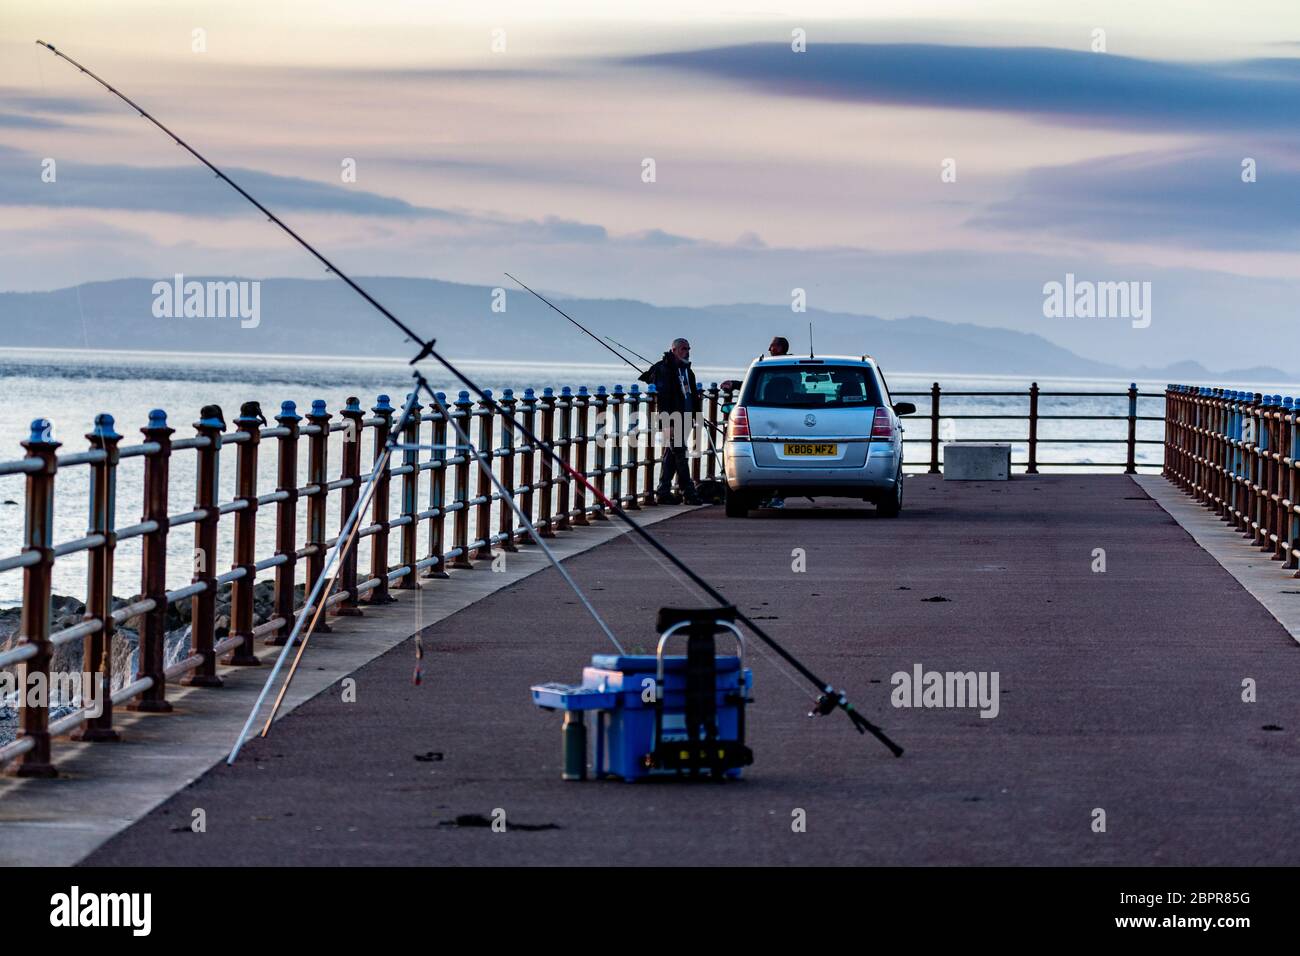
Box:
[877,470,903,518]
[724,490,751,518]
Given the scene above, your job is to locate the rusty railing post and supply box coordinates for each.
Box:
[608,385,624,510]
[422,393,451,579]
[11,419,60,776]
[1125,383,1138,475]
[332,396,365,616]
[471,390,496,560]
[364,394,397,603]
[73,414,122,742]
[690,382,704,484]
[1287,398,1299,571]
[450,391,474,568]
[269,401,301,645]
[131,410,174,713]
[556,387,574,530]
[536,388,558,537]
[183,405,224,688]
[496,389,521,551]
[625,384,642,509]
[928,383,941,474]
[572,386,591,525]
[225,402,264,666]
[592,386,609,520]
[303,400,333,630]
[1026,382,1040,475]
[705,383,720,481]
[393,390,423,590]
[517,388,538,539]
[643,384,659,504]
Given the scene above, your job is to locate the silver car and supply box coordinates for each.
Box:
[722,355,914,517]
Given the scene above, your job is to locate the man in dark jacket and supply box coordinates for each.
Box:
[640,337,702,504]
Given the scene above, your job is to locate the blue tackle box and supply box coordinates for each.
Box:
[531,608,754,781]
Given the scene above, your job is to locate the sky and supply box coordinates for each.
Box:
[2,1,1299,370]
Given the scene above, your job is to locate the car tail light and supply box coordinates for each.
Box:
[871,406,893,438]
[729,406,750,440]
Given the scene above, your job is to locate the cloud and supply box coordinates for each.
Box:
[631,43,1300,132]
[0,112,66,129]
[0,149,460,219]
[972,147,1300,250]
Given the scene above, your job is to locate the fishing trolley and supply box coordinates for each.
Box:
[531,607,754,781]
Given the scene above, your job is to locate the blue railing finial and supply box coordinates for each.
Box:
[90,413,122,441]
[27,418,55,445]
[147,408,169,429]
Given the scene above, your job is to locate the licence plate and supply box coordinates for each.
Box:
[783,443,838,457]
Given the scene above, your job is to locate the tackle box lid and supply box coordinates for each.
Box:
[589,654,742,674]
[530,682,618,711]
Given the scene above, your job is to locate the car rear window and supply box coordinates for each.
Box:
[743,365,881,408]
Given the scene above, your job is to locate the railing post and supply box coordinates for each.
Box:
[471,390,496,560]
[626,384,642,509]
[225,401,264,666]
[183,405,224,688]
[643,384,659,504]
[73,414,122,742]
[393,390,423,590]
[572,387,591,525]
[537,388,558,537]
[518,388,539,538]
[303,400,333,630]
[1170,385,1180,481]
[592,386,609,520]
[690,382,703,484]
[11,419,60,776]
[1125,383,1138,475]
[131,410,174,713]
[422,393,451,579]
[333,396,365,616]
[1026,383,1040,475]
[706,383,720,481]
[496,389,521,550]
[1287,398,1299,571]
[928,383,941,474]
[556,387,574,530]
[450,391,474,568]
[269,401,301,645]
[609,385,625,510]
[365,394,397,603]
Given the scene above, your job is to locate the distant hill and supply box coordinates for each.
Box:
[0,276,1290,382]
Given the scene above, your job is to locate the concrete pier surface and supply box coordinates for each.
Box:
[65,476,1300,865]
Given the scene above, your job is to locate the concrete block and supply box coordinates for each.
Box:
[943,443,1011,480]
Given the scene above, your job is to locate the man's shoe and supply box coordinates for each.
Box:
[657,490,682,505]
[683,496,705,506]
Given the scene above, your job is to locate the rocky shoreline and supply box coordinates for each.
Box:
[0,581,302,744]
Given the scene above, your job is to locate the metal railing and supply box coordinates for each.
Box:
[0,381,735,777]
[893,382,1165,473]
[1164,385,1300,569]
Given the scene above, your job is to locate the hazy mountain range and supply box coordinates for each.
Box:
[0,276,1289,383]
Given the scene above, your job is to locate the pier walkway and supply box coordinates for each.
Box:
[77,475,1300,866]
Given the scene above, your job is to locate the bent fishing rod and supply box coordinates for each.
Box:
[40,40,901,757]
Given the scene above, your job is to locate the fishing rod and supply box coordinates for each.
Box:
[504,272,644,374]
[505,275,730,440]
[40,40,901,757]
[606,335,653,366]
